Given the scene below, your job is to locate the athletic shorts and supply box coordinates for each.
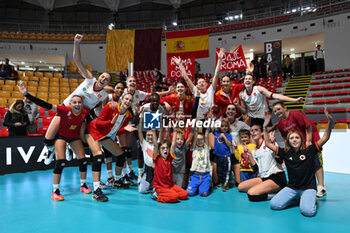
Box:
[99,136,115,142]
[261,171,287,188]
[103,146,113,158]
[241,171,256,182]
[230,153,239,165]
[314,152,323,167]
[144,165,154,184]
[57,134,80,144]
[210,153,217,162]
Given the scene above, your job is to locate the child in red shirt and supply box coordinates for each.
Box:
[152,138,188,203]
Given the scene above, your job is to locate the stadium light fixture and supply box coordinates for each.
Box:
[108,23,115,30]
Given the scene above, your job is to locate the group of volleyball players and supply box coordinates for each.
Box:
[17,34,335,217]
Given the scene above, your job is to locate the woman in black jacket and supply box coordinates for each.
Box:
[3,99,29,136]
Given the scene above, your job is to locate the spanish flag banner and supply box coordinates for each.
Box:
[166,28,209,59]
[106,29,135,71]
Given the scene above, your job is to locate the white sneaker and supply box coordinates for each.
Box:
[106,177,115,187]
[100,181,108,190]
[137,175,142,184]
[44,150,55,165]
[66,144,73,161]
[317,185,327,197]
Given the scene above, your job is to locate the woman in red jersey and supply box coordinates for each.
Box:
[18,81,91,202]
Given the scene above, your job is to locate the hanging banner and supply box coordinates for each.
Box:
[264,40,282,65]
[106,29,135,71]
[166,28,209,59]
[167,57,195,79]
[216,45,247,72]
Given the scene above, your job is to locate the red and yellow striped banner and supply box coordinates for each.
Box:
[166,28,209,59]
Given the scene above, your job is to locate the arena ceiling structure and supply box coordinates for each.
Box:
[0,0,316,31]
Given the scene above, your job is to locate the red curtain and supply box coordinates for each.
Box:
[134,28,162,71]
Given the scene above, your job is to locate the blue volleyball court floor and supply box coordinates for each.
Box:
[1,165,349,233]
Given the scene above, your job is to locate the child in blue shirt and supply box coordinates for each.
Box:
[212,119,232,191]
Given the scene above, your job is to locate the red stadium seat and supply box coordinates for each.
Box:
[321,80,330,84]
[340,98,350,103]
[332,85,343,89]
[312,93,323,97]
[0,128,8,137]
[310,87,321,91]
[48,110,56,117]
[323,92,335,96]
[336,74,345,77]
[332,108,346,113]
[37,126,48,135]
[335,91,348,96]
[326,99,338,104]
[42,116,54,126]
[310,81,321,85]
[38,107,45,118]
[305,110,318,114]
[0,107,9,117]
[331,79,343,83]
[313,100,325,104]
[335,119,350,124]
[311,120,317,125]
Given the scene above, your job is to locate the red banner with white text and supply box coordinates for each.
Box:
[216,45,247,72]
[167,57,195,79]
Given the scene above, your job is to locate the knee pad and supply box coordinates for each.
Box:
[44,138,55,151]
[53,159,66,174]
[124,147,132,159]
[116,153,126,167]
[248,193,268,202]
[92,155,104,172]
[104,147,113,161]
[44,138,55,146]
[104,157,113,164]
[78,158,88,172]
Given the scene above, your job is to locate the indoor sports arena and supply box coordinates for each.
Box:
[0,0,349,232]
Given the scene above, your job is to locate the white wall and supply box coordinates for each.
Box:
[0,42,106,72]
[324,14,350,70]
[161,12,350,74]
